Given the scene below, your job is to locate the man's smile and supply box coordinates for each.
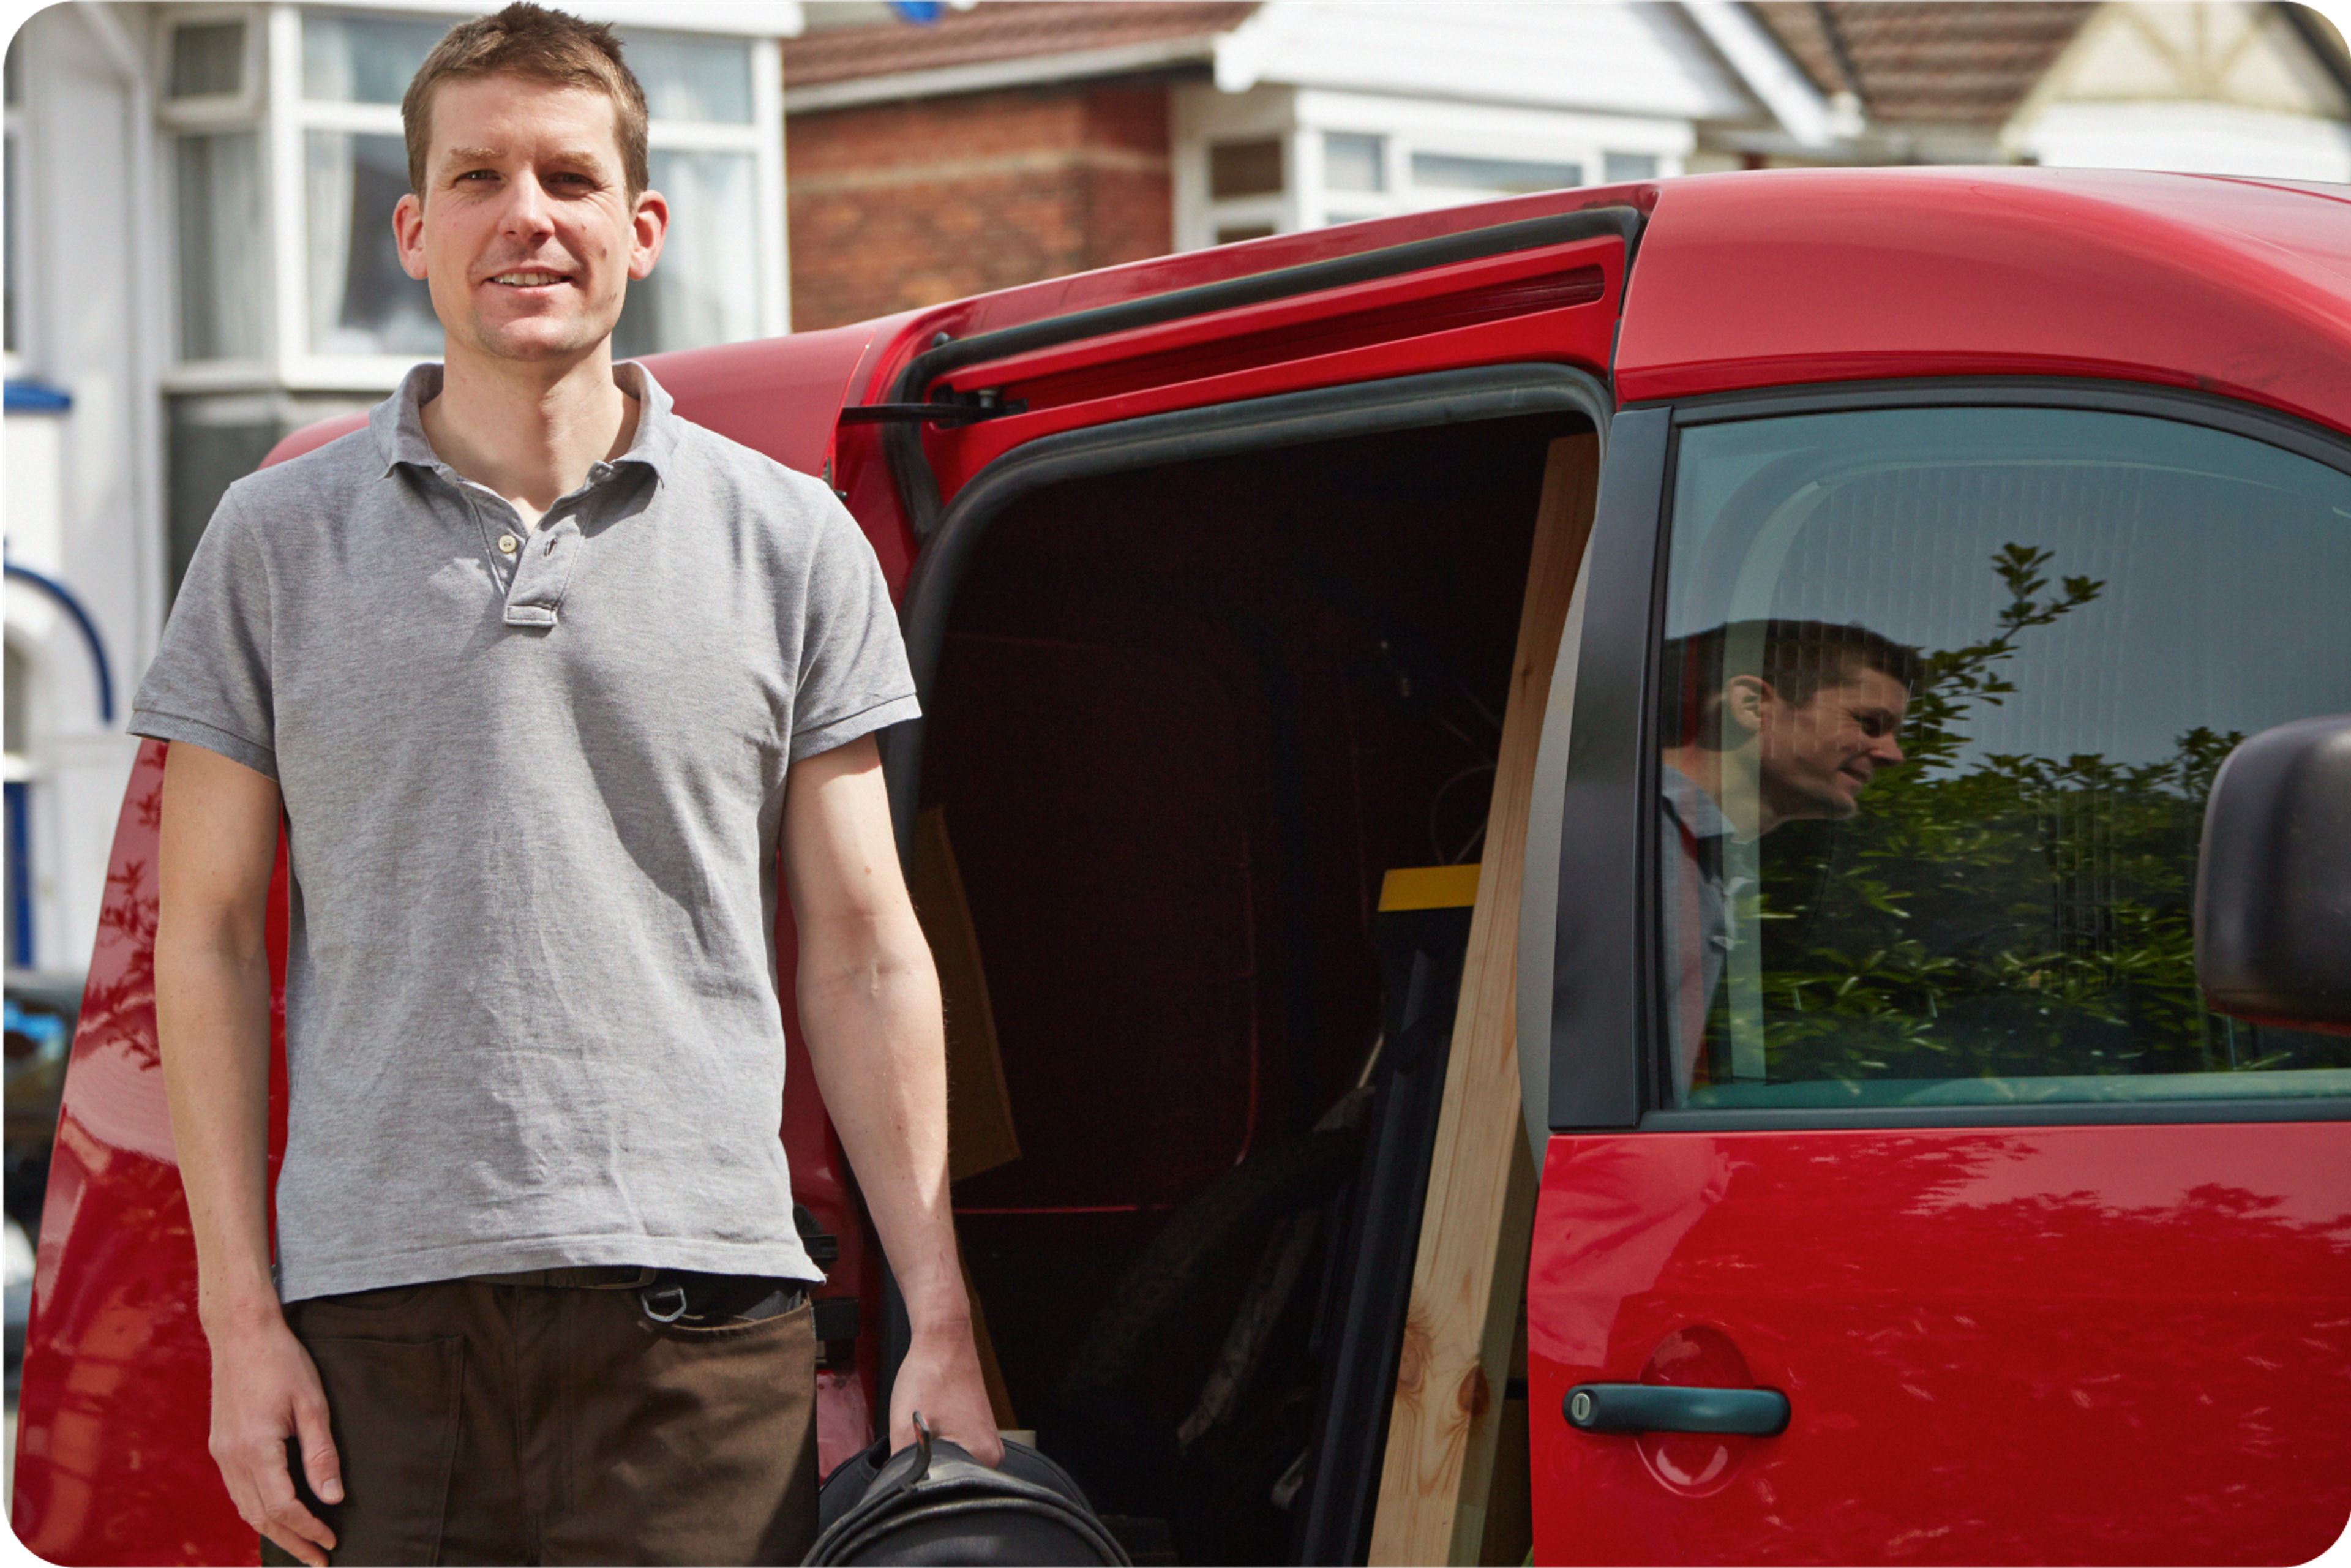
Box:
[487,270,571,287]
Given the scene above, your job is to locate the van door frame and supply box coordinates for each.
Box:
[871,362,1613,1528]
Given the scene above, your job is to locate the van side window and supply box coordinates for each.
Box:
[1657,405,2351,1110]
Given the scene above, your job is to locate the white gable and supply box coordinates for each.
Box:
[1215,0,1768,124]
[2009,1,2351,178]
[2052,1,2348,111]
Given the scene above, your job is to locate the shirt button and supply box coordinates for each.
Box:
[497,533,520,555]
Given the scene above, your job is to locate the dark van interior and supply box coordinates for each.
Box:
[911,408,1588,1564]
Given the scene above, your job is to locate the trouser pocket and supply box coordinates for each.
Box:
[270,1332,466,1566]
[540,1297,819,1564]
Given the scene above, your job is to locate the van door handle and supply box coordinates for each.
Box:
[1564,1383,1790,1435]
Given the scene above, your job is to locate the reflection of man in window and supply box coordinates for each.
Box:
[1655,620,1919,1096]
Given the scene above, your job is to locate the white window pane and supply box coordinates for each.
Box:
[615,148,758,356]
[176,132,265,361]
[1603,151,1659,182]
[1325,132,1385,193]
[170,20,246,100]
[620,31,752,125]
[306,132,441,356]
[1410,151,1580,194]
[304,12,446,105]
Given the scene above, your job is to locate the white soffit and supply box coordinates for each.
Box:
[1677,0,1833,146]
[1215,0,1764,124]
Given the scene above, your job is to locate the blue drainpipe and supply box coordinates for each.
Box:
[4,511,119,967]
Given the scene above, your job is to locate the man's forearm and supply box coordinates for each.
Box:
[795,921,968,1329]
[157,921,282,1328]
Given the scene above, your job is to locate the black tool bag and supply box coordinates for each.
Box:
[804,1417,1133,1566]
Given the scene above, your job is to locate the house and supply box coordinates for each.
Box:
[1,0,793,976]
[1749,1,2351,172]
[4,0,2347,988]
[782,0,2351,331]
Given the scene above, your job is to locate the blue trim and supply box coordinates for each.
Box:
[2,561,114,723]
[3,381,72,414]
[887,1,945,20]
[4,781,29,969]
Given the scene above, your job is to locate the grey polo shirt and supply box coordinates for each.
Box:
[1659,763,1741,1100]
[132,362,920,1301]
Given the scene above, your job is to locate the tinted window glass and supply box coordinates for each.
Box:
[620,31,754,124]
[1325,132,1385,192]
[1210,139,1283,199]
[1411,151,1579,193]
[170,21,246,100]
[1657,406,2351,1110]
[302,12,446,105]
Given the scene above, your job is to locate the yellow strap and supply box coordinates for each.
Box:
[1376,863,1481,912]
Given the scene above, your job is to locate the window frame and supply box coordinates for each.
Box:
[1546,376,2351,1135]
[5,34,29,375]
[157,6,274,384]
[1172,82,1686,251]
[159,4,786,391]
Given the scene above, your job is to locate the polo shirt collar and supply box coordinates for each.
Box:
[372,360,680,482]
[1660,762,1738,844]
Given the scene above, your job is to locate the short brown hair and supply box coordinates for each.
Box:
[1657,619,1921,748]
[402,3,649,201]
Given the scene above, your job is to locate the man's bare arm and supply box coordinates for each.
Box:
[782,733,1002,1466]
[156,742,342,1566]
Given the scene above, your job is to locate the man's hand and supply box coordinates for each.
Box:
[890,1320,1005,1468]
[156,741,339,1550]
[206,1311,341,1566]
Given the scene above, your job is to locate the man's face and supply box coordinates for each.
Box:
[1744,665,1909,826]
[392,75,664,370]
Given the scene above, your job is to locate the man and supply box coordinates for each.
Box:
[1652,620,1919,1097]
[135,7,996,1564]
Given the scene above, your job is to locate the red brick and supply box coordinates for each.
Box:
[789,80,1176,331]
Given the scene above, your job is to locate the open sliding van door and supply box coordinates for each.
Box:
[830,196,1649,1563]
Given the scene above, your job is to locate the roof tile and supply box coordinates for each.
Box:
[786,2,1261,89]
[1747,1,2096,127]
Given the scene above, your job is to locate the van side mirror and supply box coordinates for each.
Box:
[2195,715,2351,1032]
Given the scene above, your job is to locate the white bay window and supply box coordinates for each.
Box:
[165,4,787,390]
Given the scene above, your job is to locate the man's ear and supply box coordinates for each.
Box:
[393,192,427,281]
[627,188,669,282]
[1722,674,1771,738]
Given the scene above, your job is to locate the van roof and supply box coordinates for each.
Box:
[1614,166,2351,432]
[268,167,2351,471]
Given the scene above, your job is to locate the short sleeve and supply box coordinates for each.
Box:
[129,486,280,779]
[789,497,921,762]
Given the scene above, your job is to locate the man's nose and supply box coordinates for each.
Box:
[498,173,555,236]
[1876,732,1905,766]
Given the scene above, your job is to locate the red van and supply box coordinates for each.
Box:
[14,167,2351,1566]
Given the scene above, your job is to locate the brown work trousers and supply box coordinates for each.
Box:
[259,1277,819,1567]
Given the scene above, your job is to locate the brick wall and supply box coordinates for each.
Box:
[787,80,1177,332]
